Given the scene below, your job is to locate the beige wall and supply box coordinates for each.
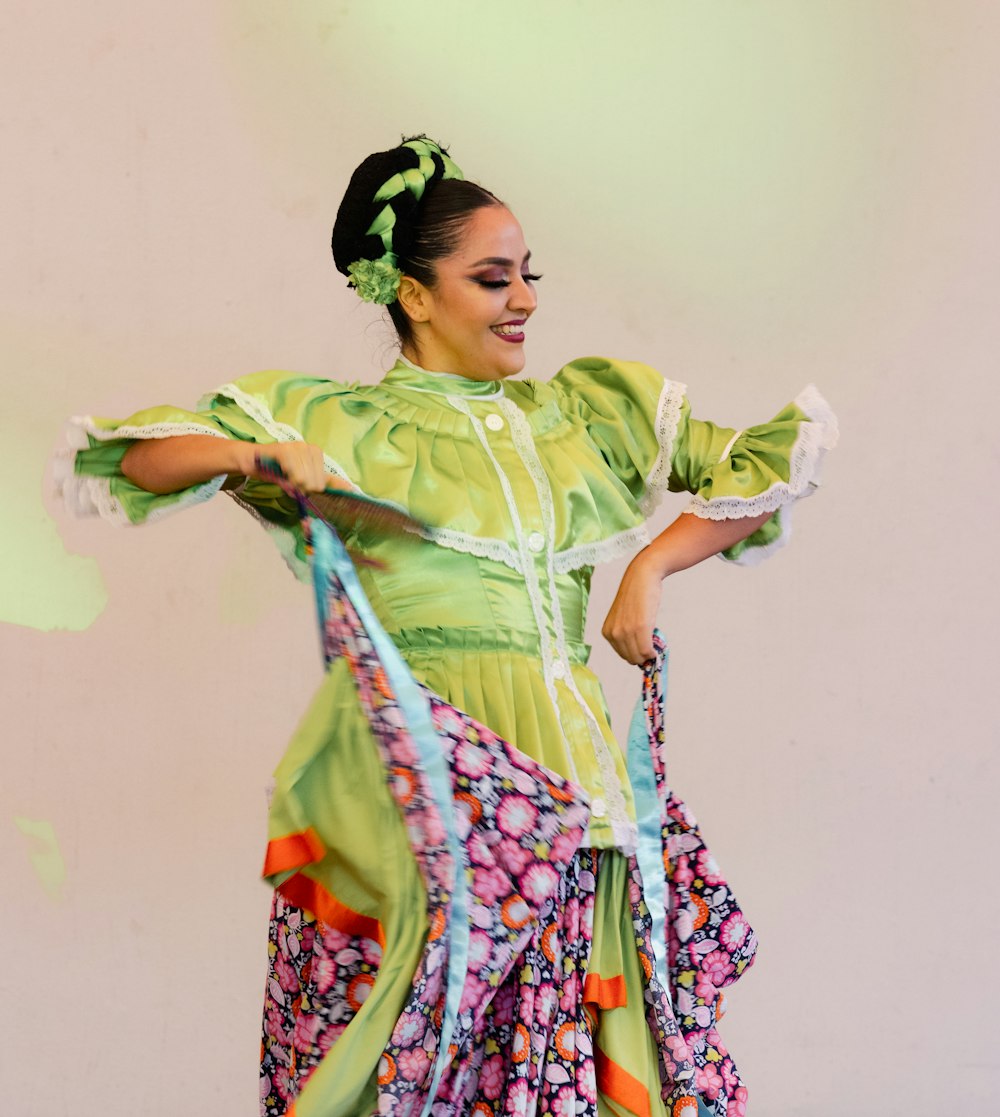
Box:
[3,2,998,1112]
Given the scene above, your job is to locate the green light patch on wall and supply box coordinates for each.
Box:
[14,817,67,901]
[0,484,108,632]
[220,0,890,319]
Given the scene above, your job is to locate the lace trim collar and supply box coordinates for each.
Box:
[382,357,505,399]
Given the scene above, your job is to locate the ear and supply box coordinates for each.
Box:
[397,275,431,324]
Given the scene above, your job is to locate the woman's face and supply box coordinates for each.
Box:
[403,205,539,381]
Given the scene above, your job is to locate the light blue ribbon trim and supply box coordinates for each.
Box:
[308,518,470,1115]
[625,630,671,1001]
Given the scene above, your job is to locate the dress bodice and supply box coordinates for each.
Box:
[59,355,838,848]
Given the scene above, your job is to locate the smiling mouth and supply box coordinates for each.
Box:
[491,321,525,341]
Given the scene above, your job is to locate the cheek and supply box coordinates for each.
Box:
[462,299,495,335]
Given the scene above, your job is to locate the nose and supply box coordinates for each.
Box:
[509,274,537,316]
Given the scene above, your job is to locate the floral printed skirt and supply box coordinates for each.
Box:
[259,523,754,1117]
[260,844,747,1117]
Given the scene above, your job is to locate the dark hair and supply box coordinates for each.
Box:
[331,138,502,347]
[385,179,502,346]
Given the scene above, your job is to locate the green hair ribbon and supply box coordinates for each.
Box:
[349,138,464,305]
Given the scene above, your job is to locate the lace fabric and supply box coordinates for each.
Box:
[211,384,636,578]
[639,378,687,518]
[685,384,839,521]
[443,395,585,789]
[552,524,652,575]
[210,384,361,491]
[498,397,637,850]
[422,527,521,572]
[54,416,230,524]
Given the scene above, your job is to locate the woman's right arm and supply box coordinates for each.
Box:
[121,435,329,494]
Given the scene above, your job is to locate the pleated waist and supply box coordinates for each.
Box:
[388,625,592,667]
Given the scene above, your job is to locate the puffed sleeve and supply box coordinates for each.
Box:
[671,384,838,564]
[55,410,227,527]
[550,357,686,507]
[54,370,368,578]
[551,358,838,565]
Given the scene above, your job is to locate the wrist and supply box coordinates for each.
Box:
[230,441,259,478]
[633,542,674,581]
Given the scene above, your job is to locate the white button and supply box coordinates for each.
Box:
[527,531,544,553]
[485,413,504,431]
[591,797,608,819]
[552,660,566,679]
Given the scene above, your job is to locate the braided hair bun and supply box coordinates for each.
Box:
[332,136,462,283]
[331,136,502,342]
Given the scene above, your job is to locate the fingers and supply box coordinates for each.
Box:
[294,444,329,493]
[601,552,663,665]
[323,476,355,493]
[623,635,655,666]
[601,620,655,666]
[630,633,656,666]
[253,442,329,493]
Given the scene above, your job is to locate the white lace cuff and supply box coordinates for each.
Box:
[638,379,687,518]
[54,416,229,525]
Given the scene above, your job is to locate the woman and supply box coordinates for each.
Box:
[58,136,836,1117]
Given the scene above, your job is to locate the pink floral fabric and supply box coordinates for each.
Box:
[260,537,757,1117]
[262,558,603,1115]
[261,895,381,1112]
[262,856,601,1117]
[636,636,759,1115]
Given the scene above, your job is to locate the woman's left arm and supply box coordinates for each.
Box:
[602,511,773,665]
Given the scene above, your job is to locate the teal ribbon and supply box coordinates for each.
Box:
[624,630,671,1001]
[307,516,470,1115]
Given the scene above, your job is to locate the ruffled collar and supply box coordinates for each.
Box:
[381,356,505,399]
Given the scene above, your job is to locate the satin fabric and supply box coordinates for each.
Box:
[66,359,834,845]
[60,358,823,1116]
[68,356,828,567]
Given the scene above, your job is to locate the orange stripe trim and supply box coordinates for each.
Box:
[583,972,628,1011]
[276,871,386,948]
[595,1047,652,1117]
[262,828,326,877]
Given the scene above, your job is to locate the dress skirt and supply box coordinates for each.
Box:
[262,849,739,1117]
[257,536,756,1117]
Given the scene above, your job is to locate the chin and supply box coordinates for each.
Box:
[468,343,526,381]
[495,350,527,379]
[473,363,522,382]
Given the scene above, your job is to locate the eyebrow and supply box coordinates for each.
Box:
[468,252,532,268]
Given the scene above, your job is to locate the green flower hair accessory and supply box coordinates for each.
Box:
[333,136,465,303]
[346,253,403,304]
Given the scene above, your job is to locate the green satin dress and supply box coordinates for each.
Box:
[59,356,837,1116]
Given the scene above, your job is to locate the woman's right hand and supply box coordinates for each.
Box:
[122,434,340,496]
[242,441,331,494]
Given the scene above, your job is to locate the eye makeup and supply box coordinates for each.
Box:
[467,249,541,290]
[473,273,543,289]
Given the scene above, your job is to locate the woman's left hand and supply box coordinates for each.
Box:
[602,549,663,665]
